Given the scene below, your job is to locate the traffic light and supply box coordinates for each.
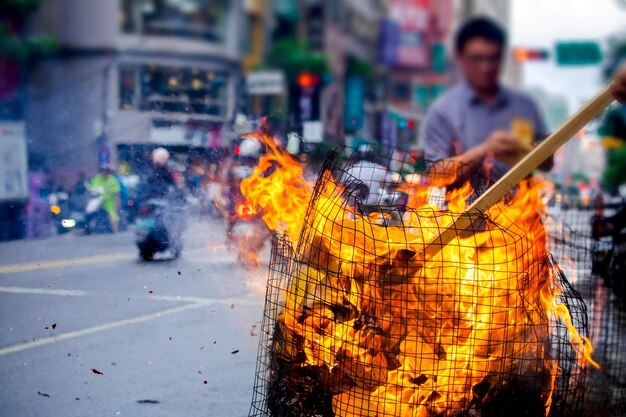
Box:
[298,72,322,122]
[297,72,320,89]
[512,47,550,62]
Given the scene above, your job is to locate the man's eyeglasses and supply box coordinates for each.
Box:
[465,53,502,67]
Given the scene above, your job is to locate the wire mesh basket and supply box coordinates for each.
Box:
[547,201,626,416]
[250,149,591,417]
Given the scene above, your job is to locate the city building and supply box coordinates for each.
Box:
[278,0,457,152]
[381,0,455,152]
[26,0,243,182]
[321,0,387,145]
[266,0,387,145]
[242,0,288,122]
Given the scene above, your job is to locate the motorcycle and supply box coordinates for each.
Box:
[222,161,272,268]
[228,201,271,269]
[592,203,626,301]
[345,174,409,225]
[48,190,74,234]
[135,191,185,261]
[78,186,113,234]
[199,180,224,218]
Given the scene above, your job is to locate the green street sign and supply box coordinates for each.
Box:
[555,41,602,66]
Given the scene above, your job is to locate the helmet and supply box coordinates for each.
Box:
[99,163,114,173]
[356,143,377,161]
[238,138,262,158]
[151,147,170,166]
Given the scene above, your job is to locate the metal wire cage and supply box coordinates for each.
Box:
[250,149,590,417]
[547,202,626,416]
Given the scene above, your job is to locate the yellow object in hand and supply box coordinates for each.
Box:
[495,118,535,166]
[510,117,534,151]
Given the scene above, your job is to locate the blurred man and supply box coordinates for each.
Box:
[89,164,121,232]
[612,65,626,104]
[422,17,551,183]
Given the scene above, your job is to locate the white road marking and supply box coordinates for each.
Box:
[0,286,262,306]
[0,302,209,356]
[0,286,93,297]
[0,253,135,274]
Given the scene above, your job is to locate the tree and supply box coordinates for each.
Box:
[267,37,328,80]
[0,0,59,61]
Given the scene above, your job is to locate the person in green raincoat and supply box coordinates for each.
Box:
[89,164,121,232]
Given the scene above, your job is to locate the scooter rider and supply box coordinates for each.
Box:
[225,138,262,237]
[143,147,176,199]
[135,147,185,260]
[89,164,121,232]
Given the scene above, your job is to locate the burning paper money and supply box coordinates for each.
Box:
[244,132,595,417]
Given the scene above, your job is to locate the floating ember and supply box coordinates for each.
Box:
[246,143,595,417]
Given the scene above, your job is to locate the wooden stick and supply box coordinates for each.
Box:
[422,85,615,256]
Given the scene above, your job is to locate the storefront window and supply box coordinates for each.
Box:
[120,0,229,43]
[119,64,227,116]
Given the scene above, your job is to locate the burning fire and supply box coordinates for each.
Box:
[238,130,313,242]
[236,202,255,220]
[242,131,596,416]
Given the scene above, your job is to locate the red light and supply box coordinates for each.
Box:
[234,144,240,156]
[512,47,549,62]
[297,72,320,89]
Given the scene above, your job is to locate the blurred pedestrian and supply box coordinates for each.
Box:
[612,65,626,104]
[421,17,552,184]
[184,155,206,195]
[26,170,53,239]
[89,164,121,233]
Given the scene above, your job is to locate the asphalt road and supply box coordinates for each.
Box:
[3,206,624,416]
[0,217,270,417]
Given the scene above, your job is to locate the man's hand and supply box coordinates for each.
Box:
[481,130,524,155]
[611,66,626,104]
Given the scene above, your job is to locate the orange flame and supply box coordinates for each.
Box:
[239,129,313,241]
[236,202,255,220]
[241,130,596,416]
